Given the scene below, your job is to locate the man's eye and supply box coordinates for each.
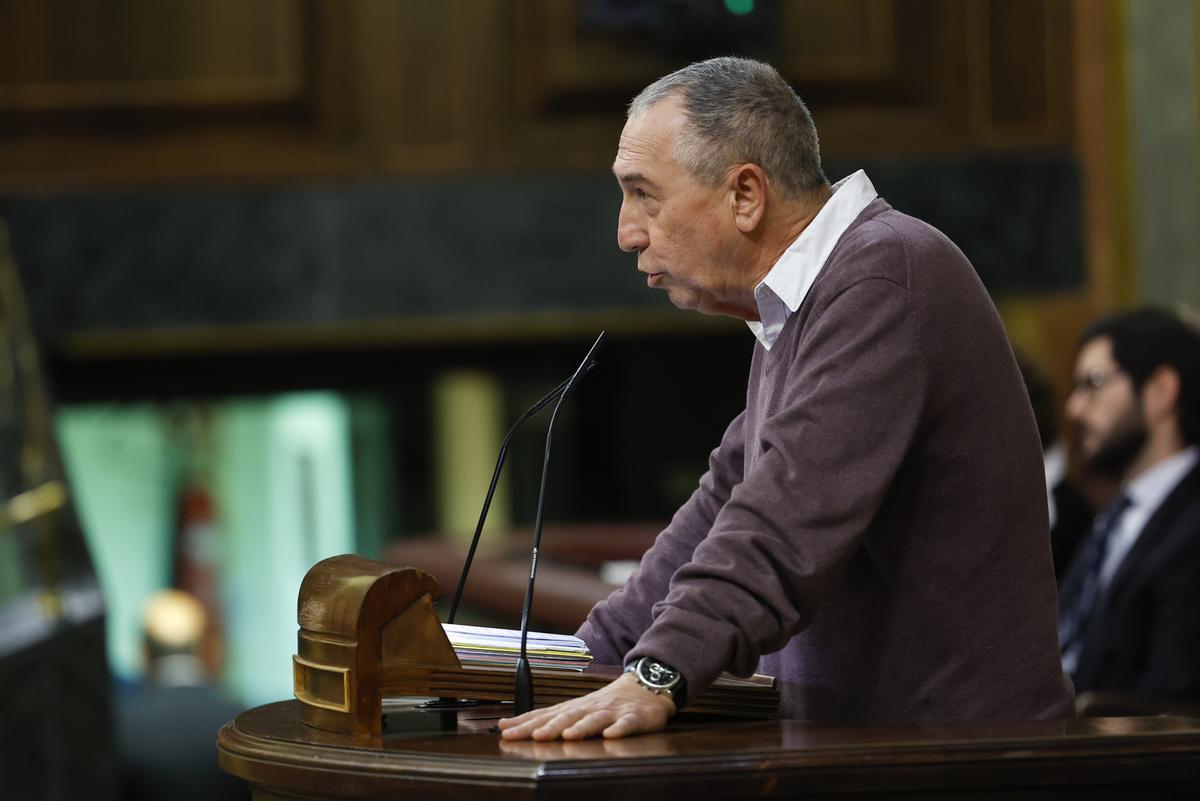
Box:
[635,188,650,200]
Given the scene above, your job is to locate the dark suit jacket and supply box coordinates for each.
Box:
[1069,459,1200,701]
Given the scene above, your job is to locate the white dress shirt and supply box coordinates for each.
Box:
[746,170,879,350]
[1099,445,1200,588]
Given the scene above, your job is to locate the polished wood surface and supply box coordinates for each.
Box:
[220,700,1200,801]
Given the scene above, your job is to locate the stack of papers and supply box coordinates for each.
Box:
[442,623,592,672]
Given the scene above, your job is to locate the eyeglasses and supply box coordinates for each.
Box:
[1071,367,1124,396]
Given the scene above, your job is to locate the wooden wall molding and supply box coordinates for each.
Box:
[0,0,1078,186]
[0,0,304,111]
[0,0,366,186]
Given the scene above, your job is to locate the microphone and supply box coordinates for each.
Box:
[445,338,601,625]
[514,331,606,714]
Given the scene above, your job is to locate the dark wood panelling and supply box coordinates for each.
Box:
[0,0,368,185]
[0,0,302,110]
[487,0,1074,166]
[972,0,1074,145]
[778,0,899,81]
[0,0,1077,184]
[348,1,486,173]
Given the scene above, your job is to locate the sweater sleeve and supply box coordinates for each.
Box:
[627,276,928,699]
[575,408,747,665]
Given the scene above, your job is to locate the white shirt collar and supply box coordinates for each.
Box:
[1124,445,1199,515]
[1098,445,1200,587]
[746,170,879,350]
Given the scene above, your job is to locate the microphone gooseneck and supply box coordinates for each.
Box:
[513,331,606,714]
[447,373,580,625]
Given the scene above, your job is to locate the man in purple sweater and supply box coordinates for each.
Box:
[500,57,1073,742]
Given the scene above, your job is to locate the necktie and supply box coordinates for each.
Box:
[1058,492,1132,661]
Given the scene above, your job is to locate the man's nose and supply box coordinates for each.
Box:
[616,203,648,253]
[1065,388,1086,422]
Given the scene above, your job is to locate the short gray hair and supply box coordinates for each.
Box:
[629,57,827,198]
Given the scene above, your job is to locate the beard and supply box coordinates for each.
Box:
[1083,406,1148,478]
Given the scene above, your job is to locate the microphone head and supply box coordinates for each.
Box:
[576,331,606,376]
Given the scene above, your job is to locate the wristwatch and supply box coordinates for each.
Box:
[626,656,687,707]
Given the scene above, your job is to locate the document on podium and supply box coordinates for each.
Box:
[438,623,778,717]
[442,623,593,671]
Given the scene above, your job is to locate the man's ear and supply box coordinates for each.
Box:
[1141,365,1181,424]
[728,163,768,233]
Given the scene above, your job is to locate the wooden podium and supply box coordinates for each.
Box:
[218,554,1200,800]
[292,554,775,738]
[219,701,1200,800]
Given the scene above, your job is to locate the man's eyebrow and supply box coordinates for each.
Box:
[615,171,653,189]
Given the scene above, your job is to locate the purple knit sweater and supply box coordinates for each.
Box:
[578,199,1074,722]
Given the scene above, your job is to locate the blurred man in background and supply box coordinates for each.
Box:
[1059,307,1200,705]
[1016,350,1096,581]
[116,589,248,801]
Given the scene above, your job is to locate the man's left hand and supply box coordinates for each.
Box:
[497,671,676,740]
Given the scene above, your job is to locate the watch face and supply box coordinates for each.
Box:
[637,658,680,689]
